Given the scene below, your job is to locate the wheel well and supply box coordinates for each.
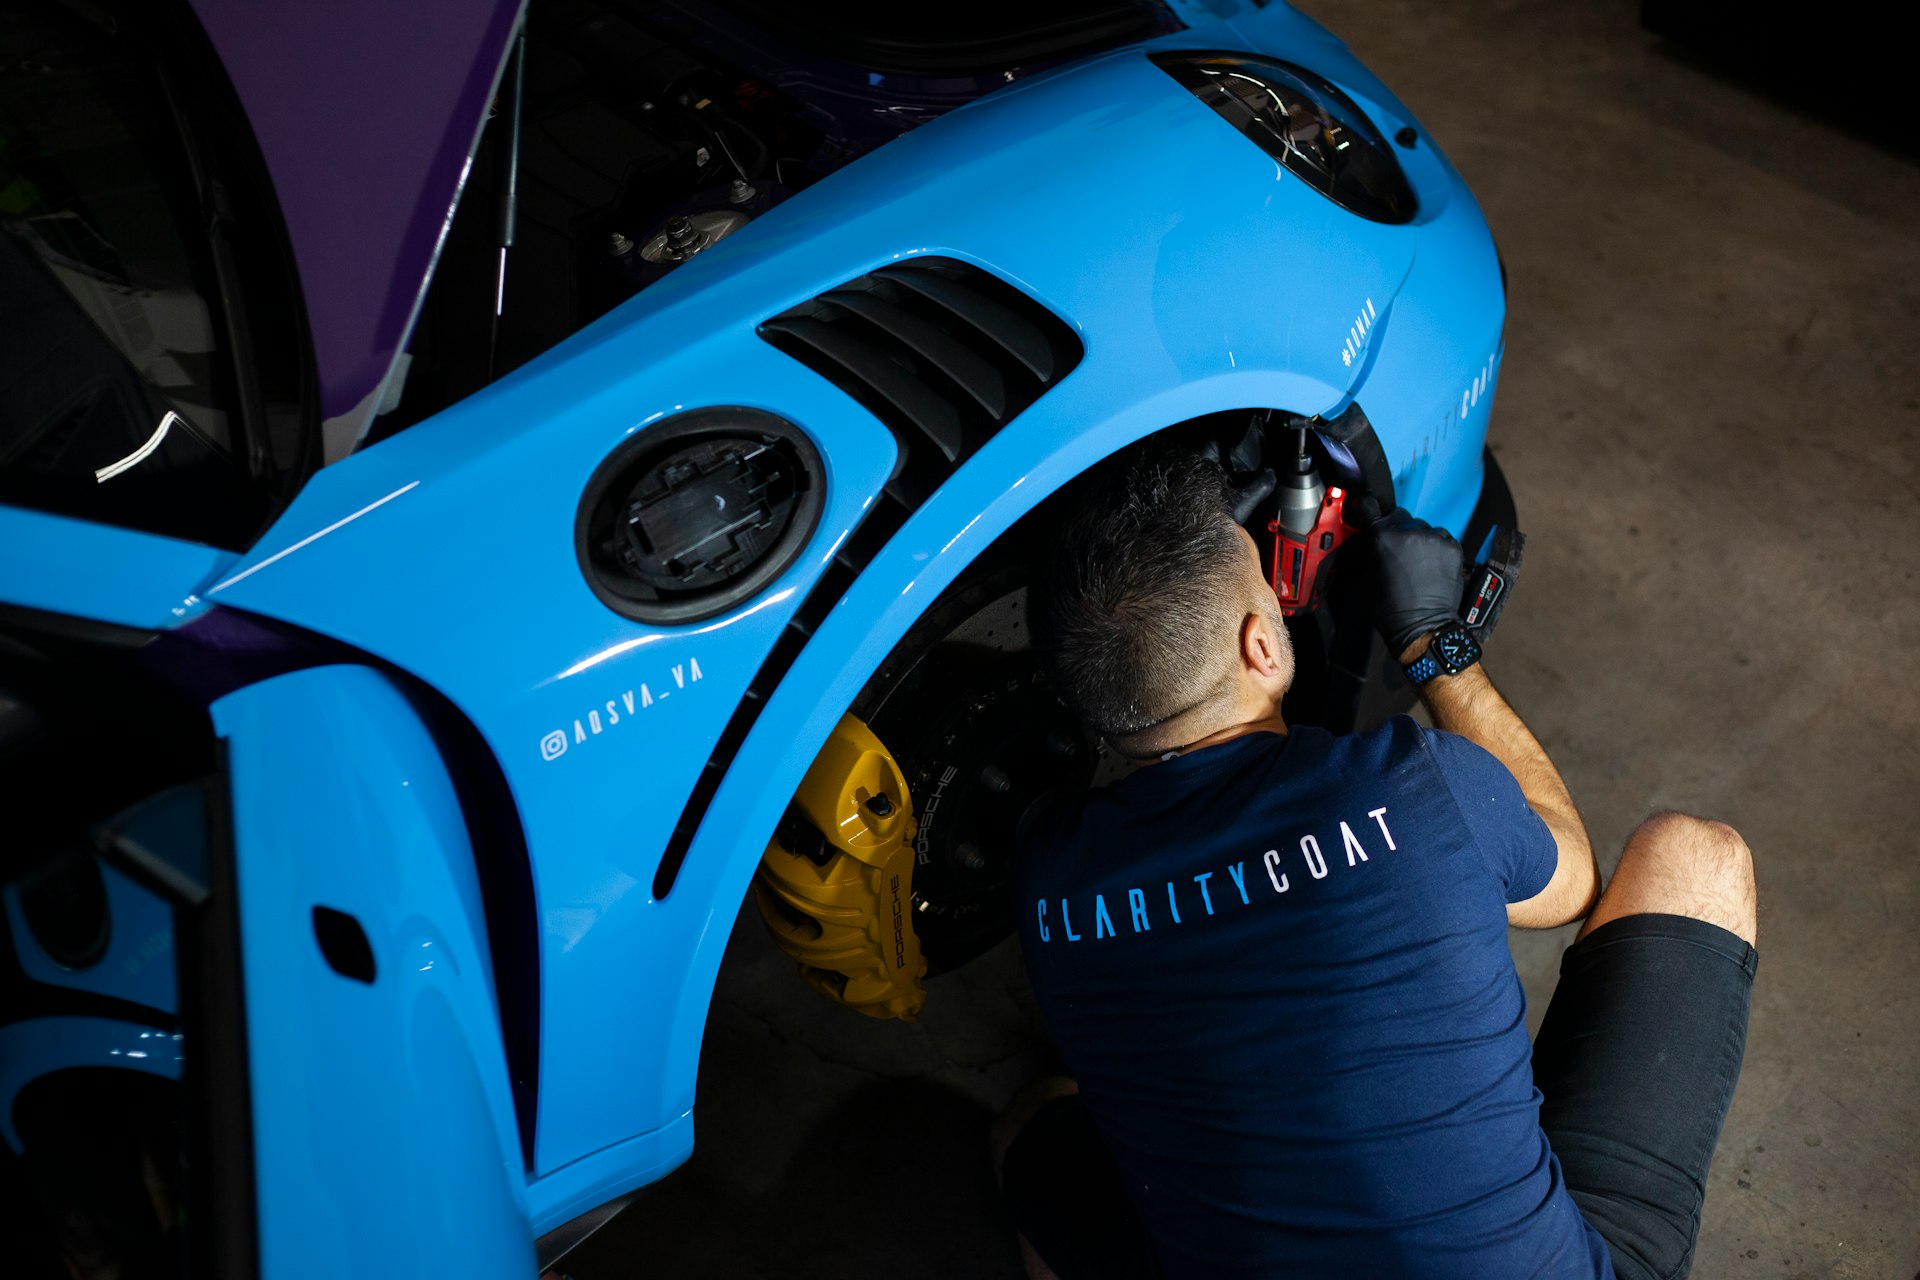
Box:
[745,403,1393,991]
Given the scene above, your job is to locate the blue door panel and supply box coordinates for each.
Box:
[212,665,531,1277]
[0,505,226,629]
[524,1113,693,1237]
[5,861,179,1016]
[0,1016,181,1152]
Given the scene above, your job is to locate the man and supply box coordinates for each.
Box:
[994,445,1757,1280]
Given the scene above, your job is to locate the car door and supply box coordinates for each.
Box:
[213,664,535,1277]
[1,2,535,1270]
[0,623,537,1278]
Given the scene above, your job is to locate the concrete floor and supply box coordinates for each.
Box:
[572,2,1920,1275]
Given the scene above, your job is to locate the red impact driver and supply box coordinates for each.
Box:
[1268,427,1355,615]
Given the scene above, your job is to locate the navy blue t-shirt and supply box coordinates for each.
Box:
[1012,718,1613,1279]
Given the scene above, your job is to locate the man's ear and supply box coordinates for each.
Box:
[1241,609,1284,677]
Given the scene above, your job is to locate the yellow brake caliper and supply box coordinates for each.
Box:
[753,714,928,1020]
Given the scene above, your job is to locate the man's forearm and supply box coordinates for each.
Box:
[1410,649,1575,820]
[1405,637,1599,925]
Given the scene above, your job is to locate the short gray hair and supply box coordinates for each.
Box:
[1029,445,1251,738]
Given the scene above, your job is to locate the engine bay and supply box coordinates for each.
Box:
[369,0,1171,440]
[373,2,824,437]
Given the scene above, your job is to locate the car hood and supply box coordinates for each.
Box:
[188,0,523,461]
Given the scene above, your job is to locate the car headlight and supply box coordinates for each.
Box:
[1151,51,1416,225]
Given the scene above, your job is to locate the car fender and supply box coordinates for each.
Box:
[203,43,1497,1189]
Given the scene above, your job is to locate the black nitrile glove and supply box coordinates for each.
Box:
[1370,510,1466,659]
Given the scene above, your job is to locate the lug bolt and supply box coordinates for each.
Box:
[1045,731,1078,757]
[953,841,988,872]
[979,764,1012,794]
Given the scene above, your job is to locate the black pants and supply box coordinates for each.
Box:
[999,913,1758,1280]
[1533,913,1758,1279]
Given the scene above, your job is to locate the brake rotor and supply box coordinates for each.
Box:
[859,579,1099,970]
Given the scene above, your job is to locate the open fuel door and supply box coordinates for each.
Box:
[212,665,532,1277]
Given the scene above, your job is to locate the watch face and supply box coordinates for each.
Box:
[1434,627,1479,671]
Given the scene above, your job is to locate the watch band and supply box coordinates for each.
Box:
[1404,651,1442,686]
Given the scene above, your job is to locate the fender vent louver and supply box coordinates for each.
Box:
[650,261,1079,901]
[758,257,1082,505]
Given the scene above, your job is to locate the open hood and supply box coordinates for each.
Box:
[187,0,524,460]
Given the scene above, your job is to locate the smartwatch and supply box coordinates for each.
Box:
[1404,622,1482,686]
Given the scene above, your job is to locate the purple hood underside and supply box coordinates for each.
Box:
[188,0,523,461]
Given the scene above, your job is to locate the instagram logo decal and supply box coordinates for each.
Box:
[537,658,707,763]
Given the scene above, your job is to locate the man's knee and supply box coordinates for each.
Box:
[1629,811,1750,866]
[1583,812,1757,946]
[1628,813,1754,889]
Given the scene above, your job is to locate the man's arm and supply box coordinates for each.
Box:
[1400,636,1599,928]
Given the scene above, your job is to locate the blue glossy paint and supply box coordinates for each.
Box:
[526,1112,693,1236]
[207,21,1503,1179]
[206,38,1452,1173]
[1157,0,1261,27]
[0,1,1509,1240]
[0,504,226,629]
[4,863,179,1017]
[0,1017,181,1151]
[213,666,530,1277]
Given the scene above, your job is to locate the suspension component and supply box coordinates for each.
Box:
[753,714,928,1020]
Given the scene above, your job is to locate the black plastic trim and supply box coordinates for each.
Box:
[760,315,965,461]
[576,408,826,625]
[823,288,1008,419]
[758,258,1083,508]
[651,487,914,899]
[399,679,542,1171]
[181,758,260,1278]
[1315,401,1397,525]
[0,602,159,652]
[883,265,1059,380]
[1461,446,1518,564]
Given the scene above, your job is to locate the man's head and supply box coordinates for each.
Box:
[1030,443,1293,757]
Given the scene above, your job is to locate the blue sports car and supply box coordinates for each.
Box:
[0,0,1513,1273]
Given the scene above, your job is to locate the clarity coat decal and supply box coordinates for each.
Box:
[1456,345,1501,422]
[539,658,705,761]
[1394,341,1506,490]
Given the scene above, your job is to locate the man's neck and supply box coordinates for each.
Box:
[1161,713,1288,759]
[1127,709,1289,765]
